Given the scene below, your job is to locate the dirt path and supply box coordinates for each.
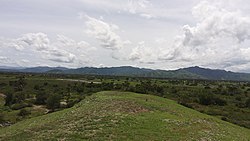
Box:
[56,79,101,84]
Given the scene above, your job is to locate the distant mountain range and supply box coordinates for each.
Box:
[0,66,250,81]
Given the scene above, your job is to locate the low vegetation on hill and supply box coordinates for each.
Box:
[1,91,250,140]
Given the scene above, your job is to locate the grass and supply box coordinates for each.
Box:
[0,91,250,140]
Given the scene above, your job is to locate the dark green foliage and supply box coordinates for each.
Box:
[198,94,227,106]
[9,76,27,91]
[221,116,228,121]
[4,93,13,106]
[18,109,31,117]
[33,85,40,90]
[35,91,48,105]
[67,98,82,108]
[46,93,61,110]
[0,82,7,87]
[11,102,31,110]
[246,98,250,108]
[12,92,26,104]
[101,82,114,90]
[0,113,4,123]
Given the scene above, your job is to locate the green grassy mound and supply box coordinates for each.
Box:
[1,91,250,140]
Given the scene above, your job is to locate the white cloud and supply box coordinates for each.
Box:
[0,33,94,66]
[0,37,25,51]
[20,33,50,51]
[16,59,31,67]
[0,56,16,66]
[140,13,153,19]
[56,35,96,51]
[47,49,76,63]
[157,0,250,70]
[85,15,127,50]
[18,33,77,63]
[0,56,10,62]
[126,0,155,19]
[2,0,250,72]
[128,41,158,64]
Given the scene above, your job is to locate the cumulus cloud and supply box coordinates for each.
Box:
[126,0,154,19]
[0,56,16,66]
[0,33,94,66]
[0,37,25,51]
[128,41,158,64]
[46,49,76,63]
[85,15,128,50]
[158,1,250,70]
[19,33,50,51]
[56,35,96,51]
[17,33,77,63]
[0,56,10,62]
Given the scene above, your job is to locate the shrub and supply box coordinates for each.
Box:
[0,113,5,123]
[178,101,193,109]
[18,109,31,117]
[11,102,30,110]
[221,116,228,121]
[67,98,81,108]
[4,93,13,106]
[198,94,227,106]
[35,92,48,105]
[245,98,250,108]
[46,93,61,110]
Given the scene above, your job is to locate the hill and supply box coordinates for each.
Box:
[1,66,250,81]
[1,91,249,140]
[182,66,250,81]
[62,66,204,79]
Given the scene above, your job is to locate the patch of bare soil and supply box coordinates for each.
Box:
[32,105,49,113]
[0,93,6,98]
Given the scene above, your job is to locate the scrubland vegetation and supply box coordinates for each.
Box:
[0,72,250,140]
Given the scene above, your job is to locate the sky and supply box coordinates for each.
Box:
[1,0,250,72]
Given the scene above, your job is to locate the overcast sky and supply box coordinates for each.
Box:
[1,0,250,72]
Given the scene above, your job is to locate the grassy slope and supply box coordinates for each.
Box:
[0,91,250,141]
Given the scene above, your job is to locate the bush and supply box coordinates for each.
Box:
[178,101,193,109]
[67,99,81,108]
[235,96,242,101]
[4,93,13,106]
[35,92,48,105]
[46,93,61,110]
[198,94,227,106]
[18,109,31,117]
[245,98,250,108]
[11,102,30,110]
[0,113,5,123]
[221,116,228,121]
[213,97,227,106]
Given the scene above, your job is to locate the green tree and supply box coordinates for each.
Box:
[0,113,5,123]
[13,92,26,103]
[246,98,250,108]
[4,93,13,106]
[35,91,48,105]
[46,93,61,111]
